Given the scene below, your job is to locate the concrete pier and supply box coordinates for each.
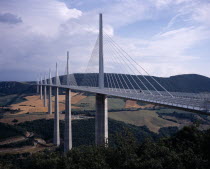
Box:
[44,85,47,107]
[64,89,72,152]
[95,14,108,146]
[53,87,60,146]
[95,93,108,145]
[48,86,52,114]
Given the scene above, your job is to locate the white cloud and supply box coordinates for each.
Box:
[139,62,191,77]
[153,0,193,8]
[111,26,209,60]
[103,25,210,78]
[192,3,210,26]
[0,0,82,37]
[104,0,151,28]
[0,0,87,80]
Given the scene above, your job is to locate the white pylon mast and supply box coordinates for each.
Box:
[99,13,104,89]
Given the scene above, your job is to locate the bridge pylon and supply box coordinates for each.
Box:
[64,51,72,152]
[44,74,47,107]
[54,63,60,146]
[48,69,52,114]
[95,13,108,146]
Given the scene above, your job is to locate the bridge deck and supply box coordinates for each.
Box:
[43,84,210,114]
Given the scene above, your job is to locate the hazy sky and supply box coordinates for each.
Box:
[0,0,210,81]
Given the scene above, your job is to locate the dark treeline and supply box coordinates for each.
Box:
[157,111,210,125]
[18,118,173,146]
[70,107,157,116]
[1,125,210,169]
[0,123,26,141]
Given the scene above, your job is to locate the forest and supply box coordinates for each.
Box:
[0,124,210,169]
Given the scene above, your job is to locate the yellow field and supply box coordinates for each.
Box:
[0,93,87,124]
[9,92,86,115]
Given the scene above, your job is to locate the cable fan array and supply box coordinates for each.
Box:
[38,29,210,101]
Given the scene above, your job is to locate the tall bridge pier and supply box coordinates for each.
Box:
[48,86,52,114]
[54,86,60,146]
[64,52,72,152]
[95,13,108,146]
[96,94,108,145]
[44,75,47,107]
[54,63,60,146]
[48,70,52,114]
[64,88,72,152]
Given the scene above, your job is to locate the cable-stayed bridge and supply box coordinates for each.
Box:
[37,14,210,153]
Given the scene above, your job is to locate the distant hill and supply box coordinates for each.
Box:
[72,73,210,93]
[165,74,210,93]
[0,81,35,95]
[0,74,210,95]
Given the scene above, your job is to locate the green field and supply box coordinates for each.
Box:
[109,109,178,133]
[75,95,96,110]
[75,95,181,133]
[108,97,125,109]
[75,96,125,110]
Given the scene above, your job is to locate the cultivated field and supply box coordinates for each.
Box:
[0,92,87,124]
[125,100,154,109]
[1,93,202,134]
[9,92,83,115]
[108,109,178,133]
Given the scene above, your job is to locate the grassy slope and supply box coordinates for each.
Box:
[0,94,27,107]
[108,97,125,109]
[65,94,196,133]
[75,96,125,110]
[109,109,178,133]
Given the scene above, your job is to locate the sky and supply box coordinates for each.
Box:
[0,0,210,81]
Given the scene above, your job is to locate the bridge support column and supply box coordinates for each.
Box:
[44,86,47,107]
[64,89,72,153]
[48,86,52,114]
[95,93,108,145]
[40,85,43,100]
[54,87,60,146]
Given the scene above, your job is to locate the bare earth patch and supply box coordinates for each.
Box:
[125,100,154,109]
